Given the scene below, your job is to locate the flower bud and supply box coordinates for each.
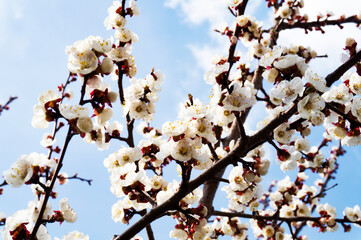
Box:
[236,15,250,27]
[263,225,275,238]
[249,200,259,211]
[77,117,93,133]
[257,159,270,176]
[263,68,279,83]
[101,57,114,75]
[346,38,356,48]
[245,171,256,182]
[231,36,238,45]
[108,91,118,103]
[98,108,113,125]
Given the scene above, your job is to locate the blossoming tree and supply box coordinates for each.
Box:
[2,0,361,239]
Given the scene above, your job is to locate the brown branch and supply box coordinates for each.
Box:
[278,16,361,32]
[310,183,338,201]
[62,173,93,186]
[295,140,344,236]
[287,221,297,240]
[145,224,155,240]
[121,0,126,17]
[138,189,157,208]
[199,0,249,215]
[30,127,73,240]
[0,181,7,187]
[79,76,89,105]
[115,4,361,240]
[125,114,135,147]
[326,50,361,87]
[326,102,361,127]
[0,96,17,116]
[212,177,229,183]
[226,0,249,80]
[235,112,248,141]
[293,171,334,236]
[46,73,75,179]
[30,73,88,239]
[117,62,125,105]
[212,210,361,226]
[110,135,131,143]
[207,142,219,161]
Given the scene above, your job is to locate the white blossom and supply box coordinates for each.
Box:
[108,43,132,62]
[297,93,325,125]
[115,28,133,42]
[60,198,77,223]
[170,229,188,240]
[273,54,300,69]
[305,68,329,92]
[112,197,132,223]
[322,83,352,104]
[104,147,142,170]
[273,123,294,144]
[32,90,60,129]
[343,205,361,222]
[129,0,140,16]
[272,77,303,104]
[88,35,112,53]
[259,46,283,67]
[170,138,196,161]
[104,1,126,30]
[351,96,361,122]
[228,166,248,191]
[67,49,98,75]
[223,81,257,112]
[349,73,361,95]
[101,57,115,74]
[276,4,292,18]
[236,15,251,27]
[3,158,33,187]
[56,231,89,240]
[59,104,89,120]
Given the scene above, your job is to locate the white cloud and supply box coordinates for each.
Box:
[0,0,24,20]
[166,0,361,76]
[164,0,236,74]
[188,38,228,71]
[164,0,230,28]
[162,0,267,74]
[0,0,25,45]
[302,0,360,18]
[245,0,263,17]
[279,0,361,75]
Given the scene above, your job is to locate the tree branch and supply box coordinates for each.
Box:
[326,50,361,87]
[29,73,88,239]
[212,210,361,226]
[200,0,249,215]
[278,16,361,32]
[0,96,17,116]
[62,173,93,186]
[30,127,73,240]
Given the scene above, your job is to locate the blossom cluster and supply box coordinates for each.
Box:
[2,0,361,239]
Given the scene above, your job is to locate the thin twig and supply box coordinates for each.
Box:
[212,210,361,226]
[30,127,74,240]
[207,142,219,161]
[277,15,361,32]
[0,96,17,116]
[138,189,157,208]
[326,50,361,87]
[30,74,88,239]
[62,173,93,186]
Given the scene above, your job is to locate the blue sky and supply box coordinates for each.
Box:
[1,0,361,239]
